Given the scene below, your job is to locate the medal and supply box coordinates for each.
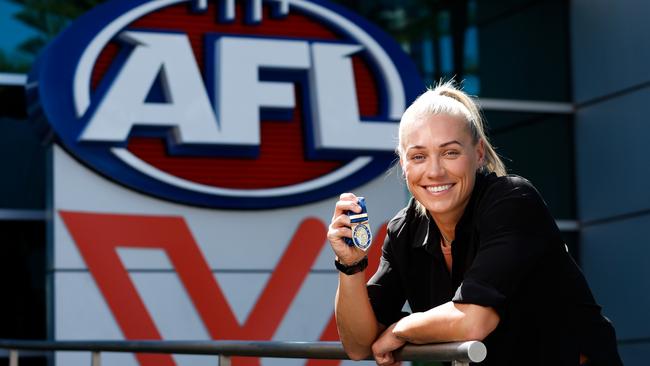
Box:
[344,197,372,251]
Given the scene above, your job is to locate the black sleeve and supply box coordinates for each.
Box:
[578,304,623,366]
[568,261,623,365]
[452,181,552,315]
[366,229,408,327]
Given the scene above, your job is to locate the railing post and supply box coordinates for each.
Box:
[9,349,18,366]
[218,354,231,366]
[91,351,101,366]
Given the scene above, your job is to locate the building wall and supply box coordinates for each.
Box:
[572,0,650,364]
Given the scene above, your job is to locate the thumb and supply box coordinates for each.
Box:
[376,352,394,366]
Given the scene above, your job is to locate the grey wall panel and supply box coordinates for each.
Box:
[618,343,650,366]
[571,0,650,103]
[575,86,650,222]
[581,214,650,340]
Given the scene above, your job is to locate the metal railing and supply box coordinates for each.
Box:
[0,339,486,366]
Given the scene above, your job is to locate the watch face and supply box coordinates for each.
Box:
[352,223,372,251]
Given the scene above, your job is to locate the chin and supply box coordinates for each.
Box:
[418,201,449,215]
[428,196,461,214]
[426,206,449,215]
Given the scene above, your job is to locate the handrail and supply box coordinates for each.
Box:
[0,339,486,366]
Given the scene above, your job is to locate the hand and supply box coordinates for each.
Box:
[327,193,367,265]
[371,323,405,366]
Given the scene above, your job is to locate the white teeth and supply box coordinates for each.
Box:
[428,184,451,193]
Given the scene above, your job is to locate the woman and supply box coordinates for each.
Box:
[327,82,622,365]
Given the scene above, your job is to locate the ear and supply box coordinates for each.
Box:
[476,138,486,166]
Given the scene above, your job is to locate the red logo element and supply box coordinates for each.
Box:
[60,211,386,366]
[307,224,386,366]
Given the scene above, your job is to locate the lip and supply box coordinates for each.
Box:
[425,183,455,194]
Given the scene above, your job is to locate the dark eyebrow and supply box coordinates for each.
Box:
[439,140,463,148]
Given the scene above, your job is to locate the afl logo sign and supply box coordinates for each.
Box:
[29,0,422,209]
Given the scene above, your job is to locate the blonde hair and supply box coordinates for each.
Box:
[397,81,506,216]
[397,81,506,176]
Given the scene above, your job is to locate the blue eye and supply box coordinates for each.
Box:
[443,150,460,157]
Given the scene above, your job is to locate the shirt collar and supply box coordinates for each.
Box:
[412,211,431,249]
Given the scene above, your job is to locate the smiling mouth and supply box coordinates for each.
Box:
[426,184,453,193]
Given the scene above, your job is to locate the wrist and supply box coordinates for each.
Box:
[335,256,368,275]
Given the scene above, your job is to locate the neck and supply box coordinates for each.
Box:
[440,231,453,247]
[428,193,472,245]
[432,216,457,247]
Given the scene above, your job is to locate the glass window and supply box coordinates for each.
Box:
[487,112,575,219]
[0,85,27,118]
[0,113,46,209]
[0,0,105,73]
[476,0,570,101]
[0,220,46,339]
[0,0,38,73]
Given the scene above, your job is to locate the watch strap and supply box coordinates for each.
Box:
[335,256,368,275]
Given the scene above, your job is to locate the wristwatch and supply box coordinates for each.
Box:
[335,256,368,275]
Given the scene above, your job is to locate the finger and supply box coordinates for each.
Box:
[376,352,394,366]
[326,226,352,243]
[327,230,366,261]
[339,192,358,201]
[373,353,387,366]
[333,199,361,218]
[330,213,352,228]
[385,352,394,365]
[327,214,351,240]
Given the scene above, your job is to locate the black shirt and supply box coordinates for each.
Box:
[367,172,622,366]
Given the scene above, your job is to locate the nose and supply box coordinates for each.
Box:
[426,156,445,178]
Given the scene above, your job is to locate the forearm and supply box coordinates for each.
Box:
[335,271,382,360]
[392,301,499,344]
